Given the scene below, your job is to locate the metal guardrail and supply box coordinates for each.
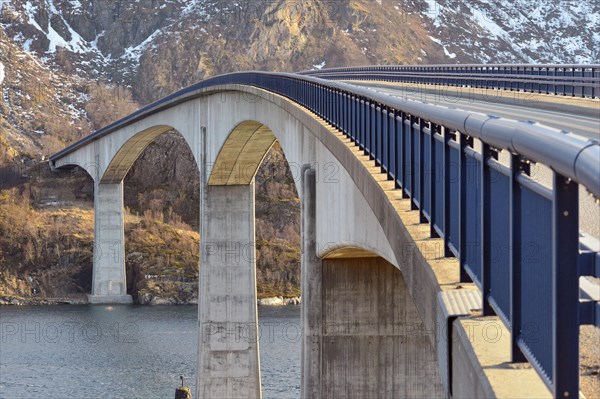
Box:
[50,71,600,398]
[300,64,600,99]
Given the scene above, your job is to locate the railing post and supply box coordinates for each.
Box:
[429,123,437,238]
[360,99,366,150]
[409,115,417,210]
[341,92,346,134]
[351,95,356,142]
[376,105,382,167]
[442,127,451,257]
[370,103,376,160]
[509,154,527,363]
[335,90,340,128]
[458,133,471,282]
[480,143,493,315]
[325,88,330,123]
[552,173,579,398]
[389,111,396,181]
[418,118,427,223]
[382,108,389,175]
[344,92,350,137]
[365,101,372,156]
[398,113,406,194]
[592,67,596,99]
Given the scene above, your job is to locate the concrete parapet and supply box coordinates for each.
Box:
[451,316,552,399]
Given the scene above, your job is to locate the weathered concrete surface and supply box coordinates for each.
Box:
[452,317,552,399]
[436,289,482,394]
[89,181,132,304]
[196,183,261,399]
[301,167,323,399]
[319,257,445,399]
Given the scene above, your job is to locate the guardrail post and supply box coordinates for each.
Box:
[442,127,451,257]
[389,111,396,181]
[458,133,471,282]
[370,103,376,160]
[510,154,527,363]
[592,67,597,98]
[341,92,346,135]
[325,88,330,123]
[480,143,493,315]
[364,100,370,154]
[376,105,382,167]
[345,93,351,137]
[382,108,389,174]
[398,113,407,196]
[351,95,356,141]
[409,115,418,210]
[429,123,437,238]
[552,174,580,398]
[360,99,366,150]
[335,90,341,128]
[419,118,427,223]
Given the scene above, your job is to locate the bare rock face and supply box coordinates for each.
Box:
[124,131,200,230]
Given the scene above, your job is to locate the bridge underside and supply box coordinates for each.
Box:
[318,257,443,398]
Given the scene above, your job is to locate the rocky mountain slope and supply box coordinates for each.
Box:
[4,0,597,106]
[0,0,597,302]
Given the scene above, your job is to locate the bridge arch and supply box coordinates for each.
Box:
[53,159,101,182]
[208,121,277,186]
[100,125,176,184]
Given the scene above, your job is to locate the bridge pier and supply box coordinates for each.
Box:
[197,183,261,399]
[89,181,132,304]
[301,167,323,398]
[301,169,443,398]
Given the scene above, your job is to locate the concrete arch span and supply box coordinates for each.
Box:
[52,87,398,265]
[51,84,447,398]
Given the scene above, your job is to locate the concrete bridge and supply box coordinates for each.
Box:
[50,66,600,399]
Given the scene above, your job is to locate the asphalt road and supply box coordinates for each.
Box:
[348,81,600,239]
[349,82,600,140]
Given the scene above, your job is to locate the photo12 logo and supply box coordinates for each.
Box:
[1,321,139,344]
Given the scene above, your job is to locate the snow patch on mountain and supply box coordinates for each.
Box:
[423,0,599,63]
[22,0,91,54]
[0,62,5,85]
[122,30,161,63]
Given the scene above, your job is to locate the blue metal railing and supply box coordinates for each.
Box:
[50,70,600,398]
[301,64,600,99]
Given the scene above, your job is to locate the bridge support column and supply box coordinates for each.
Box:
[301,167,323,399]
[89,181,132,304]
[197,183,261,399]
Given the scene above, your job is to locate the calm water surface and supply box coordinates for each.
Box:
[0,305,301,399]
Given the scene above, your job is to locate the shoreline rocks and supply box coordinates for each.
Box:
[0,295,88,306]
[258,296,301,306]
[0,295,301,306]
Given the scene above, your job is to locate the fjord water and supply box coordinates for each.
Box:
[0,305,301,398]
